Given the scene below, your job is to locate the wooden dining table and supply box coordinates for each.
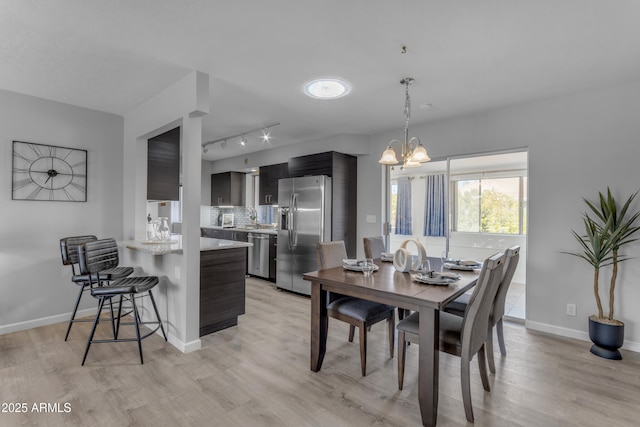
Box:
[303,257,480,427]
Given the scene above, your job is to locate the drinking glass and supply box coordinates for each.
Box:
[362,258,375,277]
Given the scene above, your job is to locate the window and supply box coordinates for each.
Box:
[453,175,527,235]
[389,181,398,233]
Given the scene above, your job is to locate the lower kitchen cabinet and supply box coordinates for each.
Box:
[200,247,246,336]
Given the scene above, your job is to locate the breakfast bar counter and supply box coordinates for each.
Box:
[119,236,252,352]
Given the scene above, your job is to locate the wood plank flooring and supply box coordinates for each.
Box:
[2,277,640,426]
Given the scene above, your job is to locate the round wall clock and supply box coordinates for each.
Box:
[12,141,87,201]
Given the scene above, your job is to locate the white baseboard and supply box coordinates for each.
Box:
[526,320,640,354]
[0,308,95,335]
[1,310,201,354]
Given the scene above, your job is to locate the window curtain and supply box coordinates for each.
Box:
[423,174,447,237]
[395,177,413,235]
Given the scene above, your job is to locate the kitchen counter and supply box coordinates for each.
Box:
[202,226,277,235]
[121,236,252,255]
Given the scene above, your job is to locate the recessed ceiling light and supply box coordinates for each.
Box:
[303,78,351,99]
[419,103,433,110]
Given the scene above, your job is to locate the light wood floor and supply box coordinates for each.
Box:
[2,278,640,427]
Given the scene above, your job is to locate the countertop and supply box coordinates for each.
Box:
[121,236,252,256]
[201,226,278,235]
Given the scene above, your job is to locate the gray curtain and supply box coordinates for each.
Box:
[395,177,413,235]
[423,174,447,237]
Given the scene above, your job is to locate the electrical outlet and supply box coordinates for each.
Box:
[174,266,181,280]
[566,303,577,316]
[366,215,376,223]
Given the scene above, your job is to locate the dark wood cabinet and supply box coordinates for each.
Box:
[288,151,357,257]
[211,172,245,206]
[147,127,180,201]
[259,162,288,205]
[201,228,248,242]
[200,247,246,336]
[268,234,277,281]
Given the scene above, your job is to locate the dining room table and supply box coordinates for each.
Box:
[303,256,480,427]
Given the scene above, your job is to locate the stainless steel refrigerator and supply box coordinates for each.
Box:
[276,175,332,295]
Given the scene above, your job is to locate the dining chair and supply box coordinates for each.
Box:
[317,240,396,376]
[363,236,385,259]
[444,246,520,372]
[59,235,134,341]
[396,252,505,423]
[77,238,166,365]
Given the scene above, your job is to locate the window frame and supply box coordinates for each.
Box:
[452,171,527,235]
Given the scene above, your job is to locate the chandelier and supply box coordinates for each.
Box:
[378,77,430,168]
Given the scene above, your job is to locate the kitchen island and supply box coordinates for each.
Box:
[119,236,251,351]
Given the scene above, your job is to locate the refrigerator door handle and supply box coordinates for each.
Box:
[290,193,298,249]
[287,192,295,249]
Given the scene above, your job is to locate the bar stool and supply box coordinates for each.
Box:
[77,238,167,365]
[59,235,134,341]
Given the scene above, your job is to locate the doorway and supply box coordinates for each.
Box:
[385,150,527,320]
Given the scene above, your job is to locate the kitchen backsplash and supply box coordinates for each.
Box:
[210,205,278,227]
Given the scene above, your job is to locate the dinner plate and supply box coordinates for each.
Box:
[343,263,380,272]
[444,262,482,271]
[412,273,458,285]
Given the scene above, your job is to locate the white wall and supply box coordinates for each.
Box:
[0,90,124,333]
[359,80,640,351]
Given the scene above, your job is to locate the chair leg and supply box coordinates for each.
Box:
[359,322,367,376]
[387,311,395,359]
[398,330,406,390]
[348,325,355,342]
[65,284,87,341]
[131,294,144,364]
[115,295,124,339]
[108,297,117,339]
[81,296,105,366]
[478,345,491,391]
[496,317,507,356]
[461,355,475,423]
[486,324,496,373]
[147,289,167,341]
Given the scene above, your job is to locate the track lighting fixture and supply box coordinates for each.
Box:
[201,122,280,152]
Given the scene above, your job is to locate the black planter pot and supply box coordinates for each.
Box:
[589,317,624,360]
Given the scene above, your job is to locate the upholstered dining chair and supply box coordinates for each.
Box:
[59,235,134,341]
[396,252,505,423]
[77,238,166,365]
[444,246,520,373]
[363,236,386,259]
[317,240,396,376]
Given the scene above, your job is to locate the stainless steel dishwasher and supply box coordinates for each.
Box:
[247,233,270,278]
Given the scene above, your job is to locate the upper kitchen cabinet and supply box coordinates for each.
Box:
[147,127,180,201]
[211,172,246,206]
[259,162,288,205]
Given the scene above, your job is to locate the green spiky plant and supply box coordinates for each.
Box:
[565,188,640,324]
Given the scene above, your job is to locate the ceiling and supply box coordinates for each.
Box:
[2,1,640,162]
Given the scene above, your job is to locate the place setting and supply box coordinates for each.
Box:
[342,258,379,276]
[441,251,482,271]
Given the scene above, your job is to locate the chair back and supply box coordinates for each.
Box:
[78,238,120,276]
[60,235,98,266]
[461,252,505,358]
[491,246,520,325]
[317,240,348,269]
[363,236,385,259]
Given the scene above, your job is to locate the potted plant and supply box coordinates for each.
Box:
[564,188,640,359]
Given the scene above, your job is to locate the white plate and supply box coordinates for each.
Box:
[343,263,380,272]
[444,262,481,271]
[412,273,458,285]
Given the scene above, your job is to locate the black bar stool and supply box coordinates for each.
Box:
[77,238,167,365]
[59,235,134,341]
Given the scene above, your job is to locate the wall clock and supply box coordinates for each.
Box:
[12,141,87,202]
